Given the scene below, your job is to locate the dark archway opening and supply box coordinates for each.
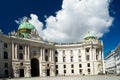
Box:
[20,69,24,77]
[31,58,39,77]
[46,69,50,76]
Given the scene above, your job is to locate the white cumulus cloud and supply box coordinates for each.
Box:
[29,14,43,37]
[30,0,113,43]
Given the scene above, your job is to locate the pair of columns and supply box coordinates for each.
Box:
[40,48,54,62]
[12,43,30,60]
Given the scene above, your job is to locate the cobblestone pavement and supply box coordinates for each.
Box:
[1,75,120,80]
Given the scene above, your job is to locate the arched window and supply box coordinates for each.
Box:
[4,43,7,48]
[19,53,23,60]
[4,51,8,59]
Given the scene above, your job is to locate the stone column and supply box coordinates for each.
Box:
[101,48,105,74]
[25,45,27,60]
[39,48,41,61]
[81,48,85,62]
[94,48,96,60]
[91,47,95,61]
[15,44,17,59]
[39,48,42,76]
[41,48,43,61]
[90,48,92,61]
[51,49,54,61]
[27,45,30,60]
[99,48,102,60]
[43,48,45,61]
[12,42,15,59]
[49,49,52,61]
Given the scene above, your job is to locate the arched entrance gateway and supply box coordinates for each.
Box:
[31,58,39,77]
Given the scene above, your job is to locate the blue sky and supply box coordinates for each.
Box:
[0,0,119,57]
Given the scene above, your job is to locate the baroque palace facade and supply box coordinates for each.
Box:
[0,19,105,78]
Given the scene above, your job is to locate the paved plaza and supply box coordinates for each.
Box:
[0,75,120,80]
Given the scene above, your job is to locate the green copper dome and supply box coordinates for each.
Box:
[17,19,35,38]
[18,22,35,30]
[84,32,96,40]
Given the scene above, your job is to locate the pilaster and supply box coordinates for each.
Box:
[12,42,15,59]
[15,43,17,59]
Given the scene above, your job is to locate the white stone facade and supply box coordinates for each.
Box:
[114,44,120,75]
[0,31,105,78]
[105,44,120,75]
[105,51,116,74]
[55,40,104,76]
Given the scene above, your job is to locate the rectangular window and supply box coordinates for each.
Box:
[55,57,58,62]
[86,55,90,61]
[71,69,74,73]
[45,56,48,61]
[79,69,82,73]
[4,63,8,68]
[56,65,58,69]
[71,64,74,68]
[56,70,58,75]
[4,52,8,59]
[87,63,90,67]
[88,69,90,74]
[4,43,8,48]
[45,49,48,53]
[4,70,9,76]
[79,64,82,68]
[19,45,23,50]
[86,48,90,53]
[71,56,73,62]
[64,70,66,74]
[96,55,98,60]
[55,50,58,55]
[63,57,66,62]
[63,65,66,68]
[78,56,81,62]
[19,53,23,60]
[96,48,99,53]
